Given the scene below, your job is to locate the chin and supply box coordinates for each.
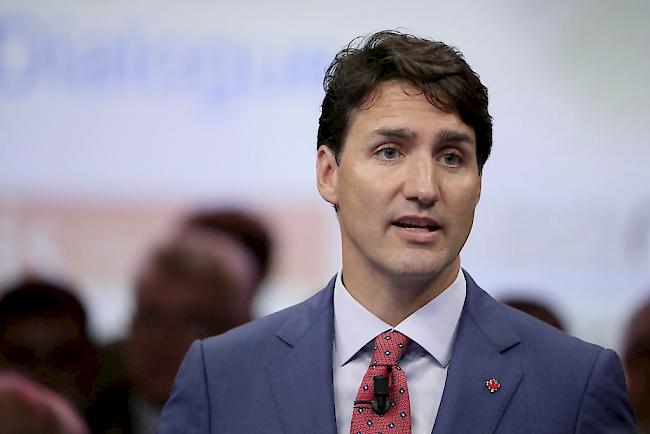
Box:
[385,260,447,280]
[383,250,457,280]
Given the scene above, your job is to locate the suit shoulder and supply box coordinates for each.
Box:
[498,302,635,431]
[467,278,624,404]
[502,302,606,361]
[204,301,300,347]
[464,274,606,361]
[199,282,333,366]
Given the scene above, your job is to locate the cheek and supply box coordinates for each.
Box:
[444,182,480,220]
[340,171,381,206]
[338,182,384,234]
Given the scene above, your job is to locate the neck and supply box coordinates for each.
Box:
[341,257,460,326]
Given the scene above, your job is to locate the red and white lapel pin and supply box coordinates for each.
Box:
[485,378,501,393]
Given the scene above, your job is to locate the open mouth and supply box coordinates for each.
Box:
[392,217,440,232]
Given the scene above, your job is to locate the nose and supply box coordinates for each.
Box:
[403,157,439,206]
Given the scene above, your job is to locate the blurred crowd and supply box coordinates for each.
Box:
[1,207,649,433]
[0,208,272,434]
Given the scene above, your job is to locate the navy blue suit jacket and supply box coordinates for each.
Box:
[157,272,636,433]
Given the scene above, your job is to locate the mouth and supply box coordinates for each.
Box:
[392,216,441,232]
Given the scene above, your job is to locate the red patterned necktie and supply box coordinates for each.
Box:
[350,331,412,434]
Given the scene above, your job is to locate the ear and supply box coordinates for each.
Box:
[475,171,482,205]
[316,145,339,206]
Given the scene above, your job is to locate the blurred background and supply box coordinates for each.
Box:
[2,1,650,431]
[1,0,649,379]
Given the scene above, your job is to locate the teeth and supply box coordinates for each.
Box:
[395,222,437,231]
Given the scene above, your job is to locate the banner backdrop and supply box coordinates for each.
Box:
[1,1,649,348]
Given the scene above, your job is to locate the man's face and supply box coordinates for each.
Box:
[317,80,482,283]
[125,268,239,407]
[0,316,93,409]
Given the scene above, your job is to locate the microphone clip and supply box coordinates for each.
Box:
[371,375,391,415]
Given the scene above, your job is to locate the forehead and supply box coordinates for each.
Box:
[361,80,428,109]
[347,80,473,138]
[1,316,82,354]
[135,265,237,312]
[139,272,209,300]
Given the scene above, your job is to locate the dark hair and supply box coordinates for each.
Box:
[0,278,87,331]
[183,208,273,283]
[146,239,239,290]
[624,297,650,361]
[501,298,565,331]
[317,30,492,169]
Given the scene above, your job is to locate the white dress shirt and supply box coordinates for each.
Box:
[333,268,466,434]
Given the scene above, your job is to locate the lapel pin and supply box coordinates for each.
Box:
[486,378,501,393]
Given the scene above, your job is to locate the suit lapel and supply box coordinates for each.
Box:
[433,271,523,434]
[266,278,338,434]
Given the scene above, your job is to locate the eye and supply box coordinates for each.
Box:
[440,152,462,167]
[375,146,402,160]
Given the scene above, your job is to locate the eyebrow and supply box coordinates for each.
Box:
[435,129,474,145]
[370,127,474,146]
[371,127,417,140]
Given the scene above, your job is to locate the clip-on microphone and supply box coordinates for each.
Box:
[353,374,392,415]
[371,375,390,415]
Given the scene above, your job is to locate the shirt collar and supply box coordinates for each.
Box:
[333,268,466,368]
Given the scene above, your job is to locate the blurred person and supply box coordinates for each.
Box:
[501,297,566,331]
[180,208,274,323]
[182,208,273,286]
[623,297,650,433]
[159,30,635,433]
[0,369,89,434]
[159,29,638,433]
[120,229,254,433]
[0,278,124,433]
[0,278,101,419]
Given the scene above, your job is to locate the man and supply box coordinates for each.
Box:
[180,208,274,323]
[0,279,103,429]
[119,229,256,433]
[157,31,636,433]
[623,297,650,433]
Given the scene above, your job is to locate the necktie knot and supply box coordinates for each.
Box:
[371,331,410,366]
